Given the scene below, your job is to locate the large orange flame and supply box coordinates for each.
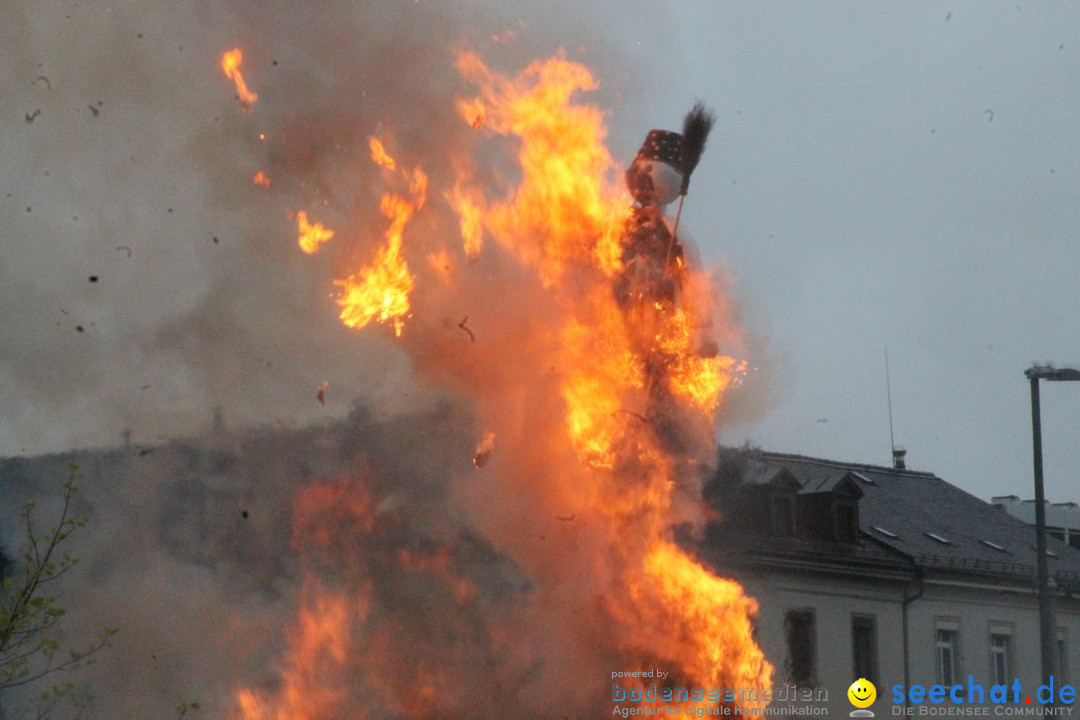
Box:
[454,52,770,712]
[237,49,770,718]
[454,51,625,284]
[235,585,357,720]
[334,157,424,337]
[235,479,374,720]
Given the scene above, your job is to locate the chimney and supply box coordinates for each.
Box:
[892,447,907,471]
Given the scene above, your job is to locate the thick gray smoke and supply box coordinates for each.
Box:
[0,403,516,718]
[0,2,781,717]
[0,1,695,457]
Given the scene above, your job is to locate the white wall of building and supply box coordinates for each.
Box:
[742,569,908,716]
[740,568,1080,715]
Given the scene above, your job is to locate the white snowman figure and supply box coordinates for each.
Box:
[617,117,719,359]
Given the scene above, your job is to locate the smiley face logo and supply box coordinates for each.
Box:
[848,678,877,708]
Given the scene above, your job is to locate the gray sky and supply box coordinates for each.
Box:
[2,0,1079,504]
[662,2,1080,503]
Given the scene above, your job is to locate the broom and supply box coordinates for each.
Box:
[665,101,716,270]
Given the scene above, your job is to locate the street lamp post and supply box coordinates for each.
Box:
[1025,364,1080,698]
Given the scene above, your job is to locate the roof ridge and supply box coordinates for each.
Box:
[753,449,938,478]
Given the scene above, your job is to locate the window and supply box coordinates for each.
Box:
[771,495,796,537]
[852,615,879,684]
[990,634,1010,685]
[836,502,858,543]
[1059,630,1070,683]
[989,624,1013,686]
[785,609,817,687]
[936,625,959,686]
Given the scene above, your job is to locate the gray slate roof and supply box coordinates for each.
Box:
[750,451,1080,585]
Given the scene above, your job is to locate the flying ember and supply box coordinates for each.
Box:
[296,210,334,255]
[368,136,397,170]
[221,48,257,109]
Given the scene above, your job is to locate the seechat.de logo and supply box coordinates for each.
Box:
[849,678,877,717]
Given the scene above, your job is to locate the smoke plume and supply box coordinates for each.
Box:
[1,2,773,718]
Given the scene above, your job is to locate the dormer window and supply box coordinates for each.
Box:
[771,494,797,537]
[746,467,801,538]
[795,471,864,545]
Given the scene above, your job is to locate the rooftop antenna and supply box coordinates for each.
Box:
[886,346,906,470]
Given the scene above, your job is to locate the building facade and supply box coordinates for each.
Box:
[6,424,1080,717]
[704,449,1080,716]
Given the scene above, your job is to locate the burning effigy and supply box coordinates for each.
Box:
[229,49,771,719]
[614,103,725,467]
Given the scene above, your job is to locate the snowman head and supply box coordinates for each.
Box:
[625,129,683,206]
